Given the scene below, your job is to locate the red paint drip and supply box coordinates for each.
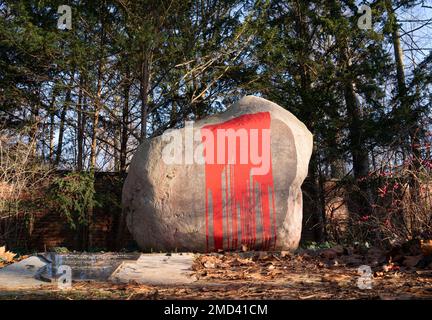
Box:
[201,112,276,251]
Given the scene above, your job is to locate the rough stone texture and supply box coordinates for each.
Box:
[38,252,141,281]
[109,253,196,285]
[123,96,313,252]
[0,256,48,289]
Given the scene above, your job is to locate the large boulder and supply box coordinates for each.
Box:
[123,96,313,252]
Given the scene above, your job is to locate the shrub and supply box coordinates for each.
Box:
[345,157,432,247]
[0,128,53,246]
[48,172,100,230]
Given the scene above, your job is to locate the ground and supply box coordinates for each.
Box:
[0,245,432,300]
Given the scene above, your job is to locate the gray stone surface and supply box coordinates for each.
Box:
[109,253,197,285]
[0,256,48,289]
[38,252,141,282]
[123,95,313,252]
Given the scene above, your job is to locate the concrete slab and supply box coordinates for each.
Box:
[109,253,197,285]
[0,256,49,290]
[38,252,141,281]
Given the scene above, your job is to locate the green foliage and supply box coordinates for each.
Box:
[94,175,123,214]
[302,241,337,250]
[51,246,70,254]
[48,172,99,229]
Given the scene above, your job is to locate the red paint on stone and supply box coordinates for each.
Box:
[201,112,276,251]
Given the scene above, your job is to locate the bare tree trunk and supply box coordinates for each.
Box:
[385,0,406,97]
[87,59,103,250]
[140,52,151,142]
[115,68,131,249]
[55,74,74,166]
[344,80,370,178]
[76,84,87,250]
[385,0,421,197]
[87,6,106,249]
[90,82,102,171]
[326,0,371,222]
[330,131,346,179]
[386,0,421,154]
[48,88,57,163]
[75,76,85,249]
[120,77,130,173]
[77,76,85,171]
[326,0,369,179]
[293,0,326,241]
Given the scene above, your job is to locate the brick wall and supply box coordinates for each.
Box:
[1,172,136,251]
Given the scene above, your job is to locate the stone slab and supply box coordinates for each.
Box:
[109,253,197,285]
[0,256,48,290]
[38,252,141,281]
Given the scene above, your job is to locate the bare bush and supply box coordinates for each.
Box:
[344,156,432,247]
[0,127,53,247]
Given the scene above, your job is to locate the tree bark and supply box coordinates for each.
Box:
[293,0,326,241]
[343,80,370,178]
[385,0,421,199]
[88,6,106,249]
[55,74,74,166]
[120,76,130,173]
[77,75,85,171]
[140,52,151,142]
[48,88,57,163]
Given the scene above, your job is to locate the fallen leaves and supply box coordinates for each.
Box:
[402,255,423,268]
[193,251,318,282]
[383,262,400,272]
[0,246,16,265]
[321,273,352,285]
[320,249,338,260]
[0,241,430,300]
[0,247,430,300]
[187,241,432,299]
[280,250,291,258]
[420,240,432,256]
